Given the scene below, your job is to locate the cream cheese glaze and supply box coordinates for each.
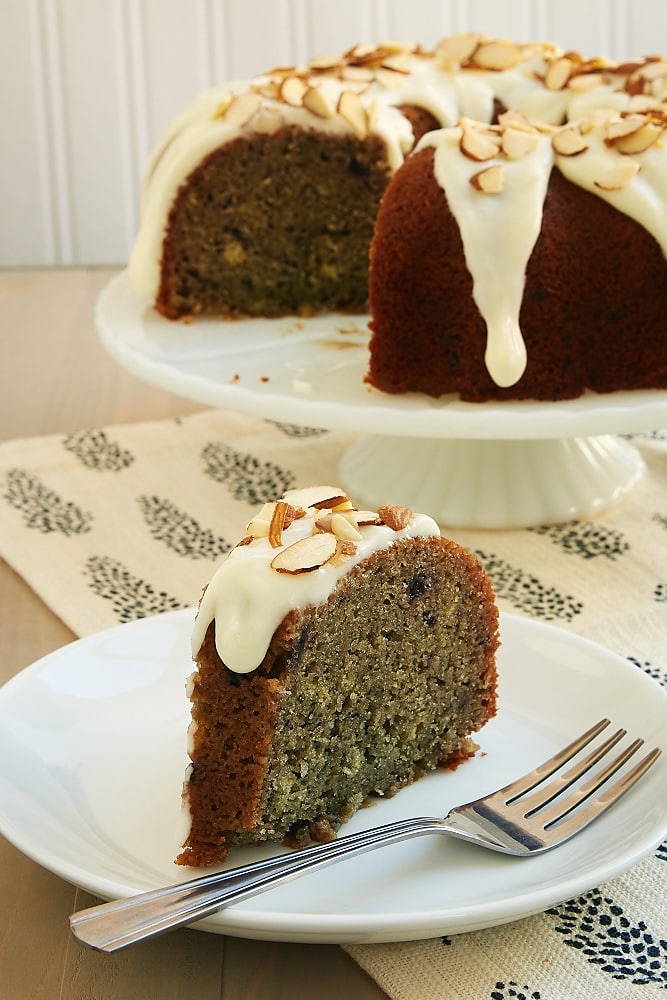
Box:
[190,487,441,674]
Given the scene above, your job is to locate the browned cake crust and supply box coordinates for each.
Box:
[156,126,392,320]
[177,535,499,867]
[366,146,667,401]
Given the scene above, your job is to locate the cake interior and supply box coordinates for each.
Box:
[157,126,392,319]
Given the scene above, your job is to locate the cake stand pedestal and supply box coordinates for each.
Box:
[96,272,667,530]
[339,434,644,529]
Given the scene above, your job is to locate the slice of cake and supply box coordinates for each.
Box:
[177,486,499,868]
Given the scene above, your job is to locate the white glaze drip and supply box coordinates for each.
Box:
[423,126,554,387]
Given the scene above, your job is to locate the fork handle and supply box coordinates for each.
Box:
[69,815,446,952]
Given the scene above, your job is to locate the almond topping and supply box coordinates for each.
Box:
[473,39,522,71]
[331,511,362,542]
[460,126,501,162]
[246,502,276,538]
[268,501,290,548]
[594,160,640,190]
[378,504,412,531]
[223,91,262,128]
[375,66,409,89]
[283,486,349,510]
[605,113,649,140]
[355,510,382,525]
[308,54,341,72]
[636,58,667,82]
[435,33,481,66]
[470,164,505,193]
[279,75,308,107]
[302,86,335,119]
[271,532,338,573]
[497,110,534,133]
[501,125,540,159]
[610,120,663,154]
[552,126,589,156]
[341,65,375,83]
[337,90,369,139]
[330,539,358,566]
[545,56,575,91]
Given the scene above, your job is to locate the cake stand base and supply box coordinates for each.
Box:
[339,434,645,529]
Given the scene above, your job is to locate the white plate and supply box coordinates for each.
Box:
[1,609,666,944]
[97,271,667,441]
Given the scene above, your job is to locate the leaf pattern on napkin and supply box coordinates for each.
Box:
[490,981,541,1000]
[473,551,583,621]
[62,429,135,471]
[628,655,667,687]
[529,521,629,560]
[84,554,184,623]
[267,420,329,438]
[137,495,231,560]
[201,441,294,505]
[546,889,667,987]
[3,468,93,535]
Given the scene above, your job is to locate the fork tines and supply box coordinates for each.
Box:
[503,719,661,834]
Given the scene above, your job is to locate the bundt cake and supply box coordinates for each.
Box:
[127,34,667,402]
[367,109,667,400]
[129,35,667,322]
[177,485,499,868]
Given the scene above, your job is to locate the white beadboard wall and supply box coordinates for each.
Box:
[2,0,666,267]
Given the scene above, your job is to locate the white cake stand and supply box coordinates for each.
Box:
[97,272,667,529]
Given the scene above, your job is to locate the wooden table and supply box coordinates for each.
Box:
[0,268,386,1000]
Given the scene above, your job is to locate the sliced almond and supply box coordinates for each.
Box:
[605,113,648,140]
[497,109,534,133]
[302,86,335,119]
[222,91,263,128]
[375,66,409,89]
[636,57,667,82]
[268,501,289,548]
[470,164,505,193]
[501,126,540,160]
[566,71,607,93]
[354,510,382,526]
[611,121,663,154]
[435,33,481,66]
[340,65,375,83]
[337,90,369,139]
[552,126,590,156]
[279,75,308,107]
[314,513,333,532]
[594,159,640,190]
[330,512,362,542]
[460,126,501,162]
[329,539,358,567]
[544,56,575,91]
[236,535,254,547]
[251,106,285,134]
[213,93,234,119]
[473,39,522,71]
[271,532,338,573]
[378,504,413,531]
[246,502,276,538]
[283,486,348,510]
[308,54,341,72]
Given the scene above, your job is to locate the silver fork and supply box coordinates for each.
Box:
[70,719,661,952]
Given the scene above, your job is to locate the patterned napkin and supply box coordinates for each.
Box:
[1,407,665,999]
